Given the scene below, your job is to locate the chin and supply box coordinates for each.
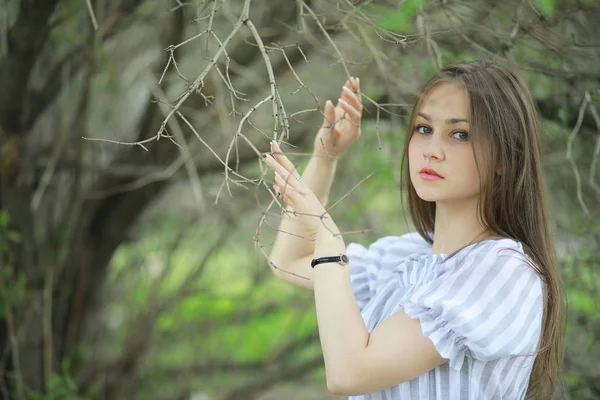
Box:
[413,187,440,203]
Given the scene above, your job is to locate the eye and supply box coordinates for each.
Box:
[415,125,432,134]
[451,130,469,141]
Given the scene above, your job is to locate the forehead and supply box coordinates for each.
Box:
[418,82,469,119]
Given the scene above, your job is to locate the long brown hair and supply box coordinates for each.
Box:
[400,60,566,399]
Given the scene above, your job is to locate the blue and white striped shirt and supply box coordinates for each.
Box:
[347,232,543,400]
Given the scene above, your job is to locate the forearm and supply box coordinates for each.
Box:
[313,236,369,390]
[303,153,338,205]
[269,155,338,266]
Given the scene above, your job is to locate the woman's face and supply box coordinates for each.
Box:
[408,82,481,204]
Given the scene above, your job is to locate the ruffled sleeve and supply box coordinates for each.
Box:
[402,239,544,371]
[347,232,432,311]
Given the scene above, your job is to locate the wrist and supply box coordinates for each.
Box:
[313,230,345,257]
[311,151,339,167]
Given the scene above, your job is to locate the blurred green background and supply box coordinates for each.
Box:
[1,0,599,399]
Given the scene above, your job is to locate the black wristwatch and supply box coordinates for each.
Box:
[311,254,349,268]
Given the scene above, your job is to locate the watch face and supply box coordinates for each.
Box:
[341,255,349,264]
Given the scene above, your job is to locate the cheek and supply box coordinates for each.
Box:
[407,136,421,160]
[408,142,420,173]
[458,149,480,182]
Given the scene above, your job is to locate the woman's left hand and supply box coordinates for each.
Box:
[264,141,341,243]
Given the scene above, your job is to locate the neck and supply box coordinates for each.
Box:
[431,198,491,255]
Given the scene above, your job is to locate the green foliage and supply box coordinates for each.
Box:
[593,88,600,104]
[441,50,477,67]
[49,0,87,46]
[557,107,569,126]
[564,371,581,387]
[344,135,398,222]
[533,0,557,18]
[107,212,320,396]
[365,0,424,33]
[0,209,22,251]
[0,209,27,318]
[27,363,97,400]
[563,250,600,320]
[0,268,27,319]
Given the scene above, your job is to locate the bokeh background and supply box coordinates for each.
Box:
[1,0,599,399]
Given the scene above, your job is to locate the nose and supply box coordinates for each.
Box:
[423,132,444,161]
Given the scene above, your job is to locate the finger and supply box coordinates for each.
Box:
[273,184,296,209]
[321,100,341,138]
[274,172,300,202]
[338,98,362,124]
[351,77,361,96]
[270,141,301,178]
[344,77,361,99]
[264,152,302,191]
[322,100,336,127]
[275,170,302,192]
[341,86,362,111]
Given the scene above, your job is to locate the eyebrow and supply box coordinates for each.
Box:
[418,112,469,125]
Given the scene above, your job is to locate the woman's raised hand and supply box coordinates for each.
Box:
[313,77,362,159]
[264,141,341,241]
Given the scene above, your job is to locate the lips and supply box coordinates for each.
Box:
[419,167,443,178]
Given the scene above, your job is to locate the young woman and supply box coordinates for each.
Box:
[263,60,565,399]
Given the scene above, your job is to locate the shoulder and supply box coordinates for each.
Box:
[452,237,543,294]
[464,237,536,269]
[404,237,544,366]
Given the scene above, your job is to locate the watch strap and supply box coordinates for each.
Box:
[311,254,349,268]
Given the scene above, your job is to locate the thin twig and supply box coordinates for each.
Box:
[587,102,600,194]
[223,94,274,196]
[85,0,99,30]
[244,19,290,141]
[297,1,352,80]
[146,74,206,210]
[325,171,375,213]
[566,92,591,215]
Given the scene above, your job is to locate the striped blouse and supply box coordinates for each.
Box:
[346,232,543,400]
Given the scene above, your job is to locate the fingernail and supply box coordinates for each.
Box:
[342,86,353,93]
[339,98,349,106]
[274,171,280,176]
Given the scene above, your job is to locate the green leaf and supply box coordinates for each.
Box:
[534,0,557,18]
[376,0,424,32]
[564,372,581,386]
[0,210,8,227]
[377,10,408,31]
[569,290,596,315]
[6,230,21,243]
[558,107,569,125]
